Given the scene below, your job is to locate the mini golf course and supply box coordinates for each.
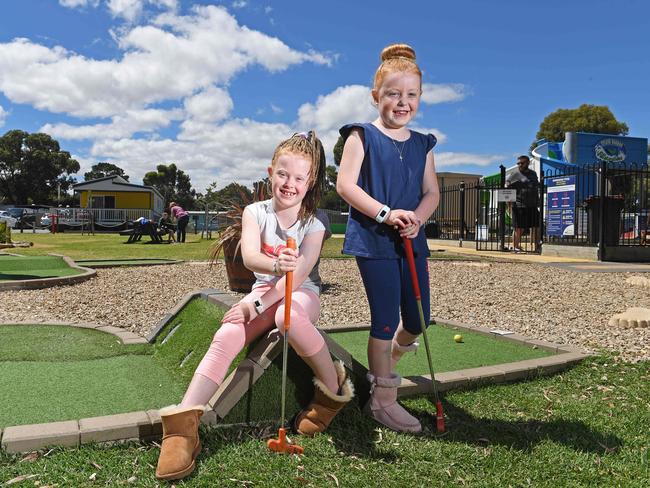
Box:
[1,290,587,453]
[328,326,552,377]
[0,255,83,281]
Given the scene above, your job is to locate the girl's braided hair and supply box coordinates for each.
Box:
[270,130,327,224]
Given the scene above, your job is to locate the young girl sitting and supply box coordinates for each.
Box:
[156,131,354,481]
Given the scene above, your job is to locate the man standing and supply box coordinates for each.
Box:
[506,155,540,252]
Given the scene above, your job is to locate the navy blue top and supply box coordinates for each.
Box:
[339,123,437,259]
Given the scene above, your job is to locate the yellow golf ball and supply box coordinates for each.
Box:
[454,334,463,343]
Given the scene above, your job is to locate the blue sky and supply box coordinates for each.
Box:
[1,0,648,191]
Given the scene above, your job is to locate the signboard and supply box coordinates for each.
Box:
[546,176,576,237]
[497,189,517,202]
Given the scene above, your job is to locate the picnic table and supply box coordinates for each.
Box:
[122,221,164,244]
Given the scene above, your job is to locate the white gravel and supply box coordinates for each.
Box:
[1,260,648,363]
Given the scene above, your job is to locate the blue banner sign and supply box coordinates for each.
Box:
[546,176,576,237]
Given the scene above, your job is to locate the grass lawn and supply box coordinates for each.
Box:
[1,355,648,487]
[0,255,83,281]
[329,325,551,377]
[6,232,478,262]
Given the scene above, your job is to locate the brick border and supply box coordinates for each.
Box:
[0,289,590,453]
[0,253,96,291]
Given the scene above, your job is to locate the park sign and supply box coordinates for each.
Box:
[563,132,648,166]
[546,176,576,237]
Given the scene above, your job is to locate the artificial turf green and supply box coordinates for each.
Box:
[0,356,185,428]
[0,325,149,361]
[152,297,232,384]
[329,324,552,376]
[0,325,178,428]
[0,255,82,281]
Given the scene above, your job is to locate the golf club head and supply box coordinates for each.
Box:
[267,427,304,455]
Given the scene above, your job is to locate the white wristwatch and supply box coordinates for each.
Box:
[253,298,264,314]
[375,205,391,224]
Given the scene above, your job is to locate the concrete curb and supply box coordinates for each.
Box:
[0,253,96,291]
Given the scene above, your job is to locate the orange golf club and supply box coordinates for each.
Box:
[402,236,445,432]
[267,237,304,455]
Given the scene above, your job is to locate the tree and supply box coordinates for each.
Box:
[0,129,80,205]
[333,136,344,165]
[320,165,346,210]
[143,163,196,210]
[84,162,129,182]
[534,104,628,147]
[212,182,253,209]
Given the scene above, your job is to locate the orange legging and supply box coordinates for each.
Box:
[194,284,324,385]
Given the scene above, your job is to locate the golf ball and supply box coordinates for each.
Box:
[454,334,463,343]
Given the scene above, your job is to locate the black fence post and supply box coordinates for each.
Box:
[459,181,465,246]
[499,165,506,251]
[538,171,545,253]
[598,160,607,261]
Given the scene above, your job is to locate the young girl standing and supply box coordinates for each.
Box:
[337,44,440,433]
[156,132,354,481]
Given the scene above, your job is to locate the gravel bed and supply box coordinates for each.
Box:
[1,260,648,363]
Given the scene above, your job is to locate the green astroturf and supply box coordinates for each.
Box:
[328,324,552,376]
[0,325,184,428]
[0,255,82,281]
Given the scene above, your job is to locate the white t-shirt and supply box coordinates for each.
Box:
[244,199,331,295]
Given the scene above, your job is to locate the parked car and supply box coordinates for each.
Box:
[0,210,18,228]
[40,214,52,227]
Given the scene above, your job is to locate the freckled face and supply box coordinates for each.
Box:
[268,152,312,210]
[373,71,421,129]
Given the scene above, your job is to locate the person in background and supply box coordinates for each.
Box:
[169,202,190,243]
[158,211,176,243]
[506,155,540,252]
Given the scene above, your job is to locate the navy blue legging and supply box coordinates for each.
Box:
[355,254,431,340]
[176,215,189,243]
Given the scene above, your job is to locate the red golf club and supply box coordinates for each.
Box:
[402,236,445,432]
[267,237,304,455]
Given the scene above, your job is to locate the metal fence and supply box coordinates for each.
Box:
[424,162,650,259]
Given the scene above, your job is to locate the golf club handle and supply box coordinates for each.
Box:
[283,237,297,330]
[402,237,421,300]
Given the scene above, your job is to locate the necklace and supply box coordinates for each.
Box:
[390,138,407,161]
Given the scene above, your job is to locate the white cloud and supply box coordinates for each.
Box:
[435,152,503,168]
[184,86,233,123]
[232,1,247,8]
[0,105,6,127]
[59,0,100,8]
[41,108,183,140]
[0,6,332,118]
[421,83,468,104]
[107,0,178,21]
[270,103,282,114]
[411,126,448,145]
[89,119,292,189]
[297,85,376,133]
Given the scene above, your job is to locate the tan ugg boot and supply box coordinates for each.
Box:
[391,338,419,371]
[155,405,205,481]
[294,361,355,436]
[363,373,422,433]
